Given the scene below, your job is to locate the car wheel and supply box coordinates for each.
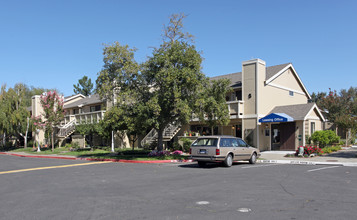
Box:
[223,154,233,167]
[249,153,257,164]
[197,161,206,167]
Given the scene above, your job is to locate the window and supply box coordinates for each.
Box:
[231,139,239,147]
[289,91,294,96]
[311,122,315,135]
[192,138,218,146]
[220,138,233,147]
[238,139,248,147]
[90,105,101,112]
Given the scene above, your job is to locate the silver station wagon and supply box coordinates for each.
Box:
[190,135,261,167]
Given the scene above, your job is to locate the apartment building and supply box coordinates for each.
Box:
[180,59,325,151]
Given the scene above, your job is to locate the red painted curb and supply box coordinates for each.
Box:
[0,152,193,163]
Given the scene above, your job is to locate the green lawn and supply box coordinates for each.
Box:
[10,147,189,161]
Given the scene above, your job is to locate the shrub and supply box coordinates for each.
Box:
[181,138,192,153]
[172,150,183,155]
[172,142,182,151]
[311,130,340,147]
[321,145,341,154]
[148,150,170,157]
[27,140,34,147]
[143,141,157,151]
[295,146,323,156]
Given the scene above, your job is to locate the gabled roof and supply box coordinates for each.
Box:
[64,94,85,102]
[265,63,291,80]
[209,63,292,88]
[64,94,103,109]
[210,72,242,88]
[268,103,325,121]
[265,63,311,99]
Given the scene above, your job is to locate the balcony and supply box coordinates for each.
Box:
[227,101,244,119]
[227,100,244,119]
[63,110,106,125]
[190,101,244,122]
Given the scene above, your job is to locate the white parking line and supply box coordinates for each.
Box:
[307,166,341,172]
[241,164,282,169]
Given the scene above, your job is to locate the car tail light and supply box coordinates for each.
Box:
[216,149,220,155]
[189,148,192,155]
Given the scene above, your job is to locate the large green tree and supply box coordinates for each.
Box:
[96,14,230,151]
[317,87,357,145]
[0,84,31,147]
[73,75,94,96]
[196,79,232,134]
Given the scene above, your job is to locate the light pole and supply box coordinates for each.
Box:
[111,130,115,152]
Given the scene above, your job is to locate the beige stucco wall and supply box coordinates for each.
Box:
[258,124,270,151]
[258,68,309,115]
[242,118,257,147]
[272,69,305,91]
[296,121,304,148]
[31,96,45,144]
[242,63,257,115]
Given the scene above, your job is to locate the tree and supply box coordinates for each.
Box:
[40,91,65,151]
[317,87,357,145]
[102,105,149,151]
[96,14,229,151]
[73,75,94,96]
[0,84,31,147]
[143,40,205,150]
[197,79,232,134]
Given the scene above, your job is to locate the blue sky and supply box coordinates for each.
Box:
[0,0,356,97]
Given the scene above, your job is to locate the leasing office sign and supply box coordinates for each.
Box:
[259,113,294,123]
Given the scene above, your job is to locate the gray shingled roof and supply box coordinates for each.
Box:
[266,63,291,80]
[209,63,291,88]
[210,72,242,87]
[64,94,103,109]
[268,103,316,120]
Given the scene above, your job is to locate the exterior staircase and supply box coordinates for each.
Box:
[58,119,76,139]
[141,123,181,147]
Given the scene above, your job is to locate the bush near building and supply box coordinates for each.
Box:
[311,130,340,147]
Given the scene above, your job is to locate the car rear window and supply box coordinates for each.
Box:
[192,138,218,146]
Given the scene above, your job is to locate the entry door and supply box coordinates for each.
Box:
[279,122,296,150]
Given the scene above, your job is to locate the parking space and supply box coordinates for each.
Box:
[0,156,356,220]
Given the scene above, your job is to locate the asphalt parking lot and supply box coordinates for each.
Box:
[0,155,356,220]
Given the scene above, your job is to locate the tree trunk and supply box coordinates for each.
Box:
[51,131,54,152]
[211,126,214,135]
[346,128,350,147]
[157,128,164,151]
[132,138,135,152]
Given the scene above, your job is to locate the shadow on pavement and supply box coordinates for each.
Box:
[321,149,357,159]
[178,162,249,169]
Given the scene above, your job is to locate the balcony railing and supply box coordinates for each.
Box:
[190,101,244,121]
[227,100,244,119]
[63,110,106,125]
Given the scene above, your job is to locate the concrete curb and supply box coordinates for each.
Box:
[258,159,357,167]
[0,152,194,164]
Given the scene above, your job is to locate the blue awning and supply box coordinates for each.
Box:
[259,113,294,123]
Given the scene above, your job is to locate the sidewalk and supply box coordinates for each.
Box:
[1,147,357,166]
[258,146,357,166]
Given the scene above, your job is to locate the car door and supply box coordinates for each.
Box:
[237,139,252,160]
[230,138,241,160]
